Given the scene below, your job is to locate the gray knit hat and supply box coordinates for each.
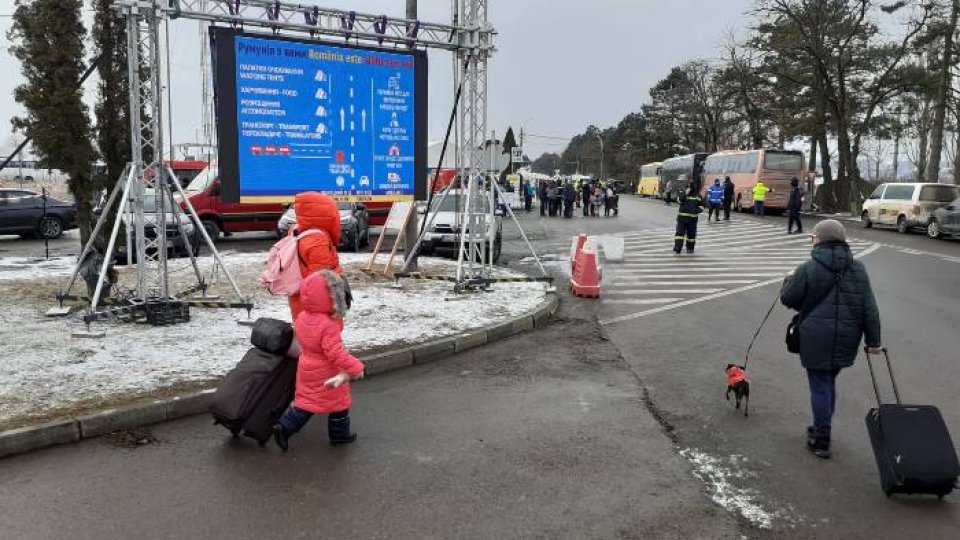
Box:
[812,219,846,243]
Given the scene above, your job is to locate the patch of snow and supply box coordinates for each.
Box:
[679,448,783,530]
[0,256,77,281]
[0,250,548,426]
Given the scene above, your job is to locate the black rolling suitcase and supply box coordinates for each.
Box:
[210,319,298,445]
[864,348,959,498]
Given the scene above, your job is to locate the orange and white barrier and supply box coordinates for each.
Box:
[570,233,588,274]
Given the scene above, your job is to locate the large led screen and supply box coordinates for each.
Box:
[213,28,428,203]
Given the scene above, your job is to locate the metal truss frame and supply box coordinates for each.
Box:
[73,0,511,309]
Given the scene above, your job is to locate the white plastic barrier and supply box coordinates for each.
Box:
[596,235,625,262]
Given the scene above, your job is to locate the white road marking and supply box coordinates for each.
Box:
[602,298,683,305]
[604,289,725,295]
[600,242,883,326]
[605,280,758,286]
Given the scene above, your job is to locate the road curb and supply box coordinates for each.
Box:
[0,293,559,460]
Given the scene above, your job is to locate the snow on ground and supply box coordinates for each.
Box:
[0,250,548,428]
[679,448,798,530]
[0,256,77,281]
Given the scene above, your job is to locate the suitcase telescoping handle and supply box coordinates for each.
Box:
[865,347,901,406]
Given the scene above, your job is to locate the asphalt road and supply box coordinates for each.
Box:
[507,196,960,538]
[1,195,958,539]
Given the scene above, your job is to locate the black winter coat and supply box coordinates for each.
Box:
[723,180,735,201]
[780,242,881,370]
[676,195,703,222]
[788,186,804,211]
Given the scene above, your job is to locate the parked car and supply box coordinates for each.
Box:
[0,188,78,239]
[418,190,503,262]
[608,179,629,194]
[861,183,960,234]
[95,188,200,262]
[276,202,371,252]
[182,163,393,240]
[927,196,960,239]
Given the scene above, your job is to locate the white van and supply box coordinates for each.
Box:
[861,183,960,233]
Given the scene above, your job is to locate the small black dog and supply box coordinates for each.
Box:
[725,364,750,417]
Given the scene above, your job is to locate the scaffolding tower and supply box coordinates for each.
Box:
[62,0,522,319]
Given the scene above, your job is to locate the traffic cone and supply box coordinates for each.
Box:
[570,233,588,274]
[570,239,601,298]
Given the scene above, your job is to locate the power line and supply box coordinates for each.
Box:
[526,132,573,141]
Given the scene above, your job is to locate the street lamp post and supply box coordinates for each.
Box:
[596,133,604,180]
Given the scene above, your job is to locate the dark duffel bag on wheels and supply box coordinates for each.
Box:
[864,347,959,498]
[210,319,297,445]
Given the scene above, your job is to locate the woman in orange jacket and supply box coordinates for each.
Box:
[288,192,343,321]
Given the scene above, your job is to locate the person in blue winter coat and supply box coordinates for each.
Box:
[706,179,725,222]
[780,219,882,459]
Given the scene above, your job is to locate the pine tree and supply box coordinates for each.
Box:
[9,0,97,245]
[93,0,131,188]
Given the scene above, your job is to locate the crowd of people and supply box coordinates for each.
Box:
[267,179,871,463]
[671,175,807,254]
[520,176,620,219]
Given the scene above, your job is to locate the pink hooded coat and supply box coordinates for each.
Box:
[293,271,365,414]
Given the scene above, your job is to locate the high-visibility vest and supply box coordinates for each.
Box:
[707,184,724,204]
[753,183,770,202]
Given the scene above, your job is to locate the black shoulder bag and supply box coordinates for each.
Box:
[785,271,842,354]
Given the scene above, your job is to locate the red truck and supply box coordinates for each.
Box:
[179,163,392,239]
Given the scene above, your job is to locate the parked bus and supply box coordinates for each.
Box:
[701,149,805,212]
[659,153,709,202]
[637,162,662,198]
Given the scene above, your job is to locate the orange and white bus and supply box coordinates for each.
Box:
[700,149,805,212]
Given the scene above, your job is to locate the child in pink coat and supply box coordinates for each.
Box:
[273,270,365,451]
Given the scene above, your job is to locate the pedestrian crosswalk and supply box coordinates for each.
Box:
[531,220,880,326]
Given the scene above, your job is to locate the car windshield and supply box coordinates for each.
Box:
[430,194,490,212]
[919,185,959,203]
[134,190,176,213]
[185,165,217,192]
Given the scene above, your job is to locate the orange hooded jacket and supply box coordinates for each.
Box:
[288,192,343,321]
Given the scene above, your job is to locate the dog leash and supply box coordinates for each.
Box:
[743,293,780,369]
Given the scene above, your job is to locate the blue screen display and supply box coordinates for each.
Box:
[233,35,417,201]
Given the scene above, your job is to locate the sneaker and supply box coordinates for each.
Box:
[272,424,289,452]
[806,438,831,459]
[673,248,682,254]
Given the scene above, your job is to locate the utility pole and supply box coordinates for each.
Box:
[403,0,420,270]
[596,133,604,180]
[893,107,902,182]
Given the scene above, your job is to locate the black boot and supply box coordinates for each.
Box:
[272,424,289,452]
[806,437,831,459]
[328,411,357,446]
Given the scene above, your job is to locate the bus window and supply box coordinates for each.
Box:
[764,151,803,171]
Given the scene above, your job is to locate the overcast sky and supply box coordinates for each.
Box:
[0,0,753,159]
